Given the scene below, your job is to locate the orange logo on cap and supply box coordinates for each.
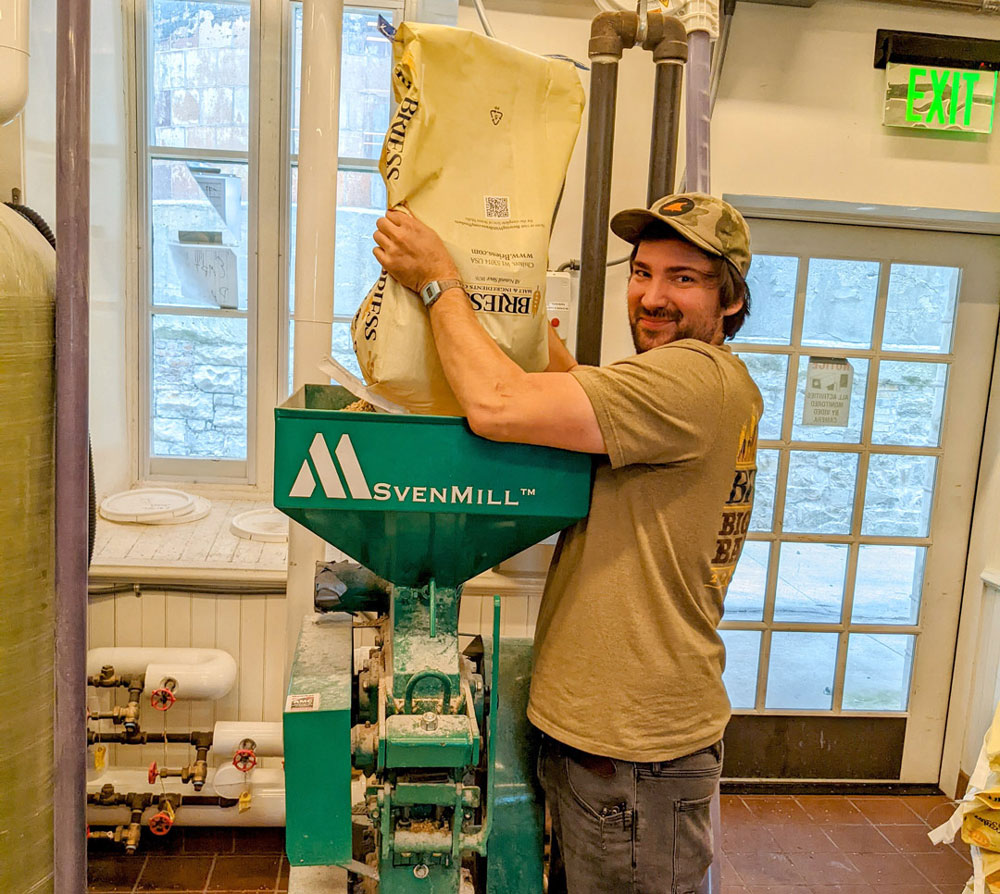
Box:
[658,197,695,216]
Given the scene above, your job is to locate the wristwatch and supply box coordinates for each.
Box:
[419,278,463,308]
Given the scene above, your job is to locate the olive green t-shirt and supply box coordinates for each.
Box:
[526,340,763,762]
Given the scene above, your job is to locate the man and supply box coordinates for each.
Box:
[373,193,762,894]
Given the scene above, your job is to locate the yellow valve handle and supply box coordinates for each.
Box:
[238,790,252,814]
[94,745,107,772]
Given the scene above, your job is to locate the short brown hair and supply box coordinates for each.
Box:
[629,230,751,340]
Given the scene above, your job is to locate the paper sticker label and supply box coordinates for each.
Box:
[803,358,853,428]
[285,693,321,712]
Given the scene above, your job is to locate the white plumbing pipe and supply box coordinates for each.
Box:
[86,767,286,826]
[286,0,345,681]
[212,721,284,757]
[86,648,237,701]
[0,0,29,125]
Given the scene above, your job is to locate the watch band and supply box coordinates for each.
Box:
[419,278,463,308]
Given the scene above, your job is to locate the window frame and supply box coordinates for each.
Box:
[128,0,400,490]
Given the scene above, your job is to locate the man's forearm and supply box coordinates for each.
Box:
[427,287,529,421]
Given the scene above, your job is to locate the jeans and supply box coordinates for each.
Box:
[537,734,723,894]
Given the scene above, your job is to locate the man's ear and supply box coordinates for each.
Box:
[721,297,745,319]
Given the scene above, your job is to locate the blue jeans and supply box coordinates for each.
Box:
[537,734,722,894]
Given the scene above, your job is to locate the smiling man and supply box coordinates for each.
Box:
[373,192,763,894]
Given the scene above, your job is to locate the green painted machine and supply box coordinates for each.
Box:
[274,385,592,892]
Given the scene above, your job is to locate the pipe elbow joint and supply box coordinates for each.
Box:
[589,11,638,59]
[651,15,688,63]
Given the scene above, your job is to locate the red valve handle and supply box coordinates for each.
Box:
[233,748,257,772]
[148,762,159,785]
[151,688,176,711]
[148,812,173,836]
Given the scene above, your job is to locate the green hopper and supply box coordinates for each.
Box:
[273,385,593,587]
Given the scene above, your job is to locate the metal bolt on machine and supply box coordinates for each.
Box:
[274,385,592,892]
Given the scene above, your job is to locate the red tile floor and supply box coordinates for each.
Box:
[87,794,970,893]
[721,793,970,893]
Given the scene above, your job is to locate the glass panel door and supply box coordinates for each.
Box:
[722,218,1000,782]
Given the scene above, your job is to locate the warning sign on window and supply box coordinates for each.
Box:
[803,357,853,427]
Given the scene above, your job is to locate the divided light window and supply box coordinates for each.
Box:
[143,0,254,477]
[138,0,396,481]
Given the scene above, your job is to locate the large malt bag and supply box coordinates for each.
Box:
[351,23,584,415]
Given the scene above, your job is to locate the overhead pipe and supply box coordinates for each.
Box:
[576,10,688,364]
[646,15,688,204]
[576,12,638,366]
[685,29,712,193]
[54,0,91,890]
[287,0,345,680]
[86,647,238,701]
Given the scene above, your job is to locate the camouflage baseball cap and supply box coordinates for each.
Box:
[610,193,752,277]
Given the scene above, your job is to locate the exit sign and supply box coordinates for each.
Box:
[884,62,997,134]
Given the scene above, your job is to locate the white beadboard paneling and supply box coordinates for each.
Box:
[261,594,287,722]
[238,594,267,723]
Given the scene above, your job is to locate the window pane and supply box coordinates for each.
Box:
[862,455,937,538]
[334,171,387,317]
[791,357,868,444]
[750,449,778,533]
[724,541,769,621]
[287,320,362,399]
[783,451,858,535]
[720,630,761,709]
[288,167,387,317]
[765,632,839,710]
[852,545,925,625]
[773,542,848,623]
[152,314,247,459]
[883,264,959,354]
[737,353,786,441]
[151,0,251,151]
[332,322,361,377]
[290,6,392,159]
[872,361,948,448]
[842,634,914,711]
[801,258,880,350]
[737,255,798,345]
[152,159,248,310]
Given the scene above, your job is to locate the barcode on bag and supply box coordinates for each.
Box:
[484,196,510,220]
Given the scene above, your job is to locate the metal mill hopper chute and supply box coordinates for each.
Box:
[273,385,593,589]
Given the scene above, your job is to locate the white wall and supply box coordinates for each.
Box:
[24,0,131,497]
[713,1,1000,211]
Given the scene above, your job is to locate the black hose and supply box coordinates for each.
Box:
[5,202,57,249]
[4,203,96,566]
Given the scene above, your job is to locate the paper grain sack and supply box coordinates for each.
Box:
[351,23,584,415]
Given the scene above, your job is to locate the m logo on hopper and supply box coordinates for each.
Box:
[289,434,372,500]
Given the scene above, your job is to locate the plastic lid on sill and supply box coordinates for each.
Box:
[100,488,201,523]
[231,508,289,543]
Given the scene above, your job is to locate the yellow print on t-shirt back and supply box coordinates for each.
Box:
[708,414,759,591]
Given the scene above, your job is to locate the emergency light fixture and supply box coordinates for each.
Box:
[884,64,996,134]
[874,29,1000,136]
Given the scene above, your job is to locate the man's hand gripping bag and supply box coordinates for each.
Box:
[352,24,584,415]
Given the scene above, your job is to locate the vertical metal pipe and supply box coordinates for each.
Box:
[286,0,344,678]
[647,61,684,204]
[575,59,619,368]
[54,0,90,888]
[685,29,712,194]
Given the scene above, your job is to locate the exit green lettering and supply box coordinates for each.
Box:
[906,67,926,122]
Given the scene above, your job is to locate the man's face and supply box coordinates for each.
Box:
[626,237,742,353]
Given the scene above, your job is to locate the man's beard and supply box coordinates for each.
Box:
[629,307,719,353]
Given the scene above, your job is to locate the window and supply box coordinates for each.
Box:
[721,234,961,715]
[134,0,397,483]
